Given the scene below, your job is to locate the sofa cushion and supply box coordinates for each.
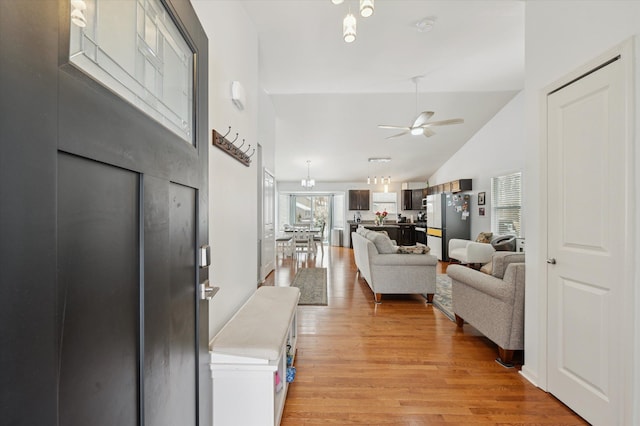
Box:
[491,252,525,279]
[475,232,493,243]
[369,232,397,254]
[397,245,431,254]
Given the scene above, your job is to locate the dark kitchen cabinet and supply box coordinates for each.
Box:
[348,189,370,210]
[402,190,413,210]
[402,188,427,210]
[411,188,426,210]
[450,179,472,193]
[399,224,416,246]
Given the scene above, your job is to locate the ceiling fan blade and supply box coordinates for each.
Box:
[412,111,435,128]
[423,118,464,127]
[422,127,436,137]
[378,124,410,130]
[385,130,410,139]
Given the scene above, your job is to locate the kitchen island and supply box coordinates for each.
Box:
[348,221,416,248]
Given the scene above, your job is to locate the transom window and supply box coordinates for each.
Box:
[69,0,194,144]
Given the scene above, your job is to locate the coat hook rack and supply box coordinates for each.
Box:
[212,128,252,167]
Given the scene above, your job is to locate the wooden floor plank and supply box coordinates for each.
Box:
[263,247,587,425]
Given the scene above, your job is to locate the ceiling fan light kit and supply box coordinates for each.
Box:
[378,77,464,139]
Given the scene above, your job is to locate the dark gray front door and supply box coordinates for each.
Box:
[0,1,210,425]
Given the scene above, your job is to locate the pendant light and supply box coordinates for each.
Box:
[343,12,356,43]
[331,0,344,4]
[301,160,315,189]
[360,0,374,18]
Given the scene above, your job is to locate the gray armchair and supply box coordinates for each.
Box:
[447,252,525,367]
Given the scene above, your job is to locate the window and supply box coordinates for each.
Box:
[491,172,522,237]
[372,192,397,215]
[69,0,194,144]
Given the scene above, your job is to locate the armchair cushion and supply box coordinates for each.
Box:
[491,252,525,279]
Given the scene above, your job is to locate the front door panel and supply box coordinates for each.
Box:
[58,153,139,425]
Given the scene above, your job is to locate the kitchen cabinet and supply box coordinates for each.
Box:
[411,189,425,210]
[402,190,413,210]
[424,179,472,195]
[402,188,427,210]
[398,224,416,246]
[348,190,370,211]
[349,223,359,248]
[450,179,472,193]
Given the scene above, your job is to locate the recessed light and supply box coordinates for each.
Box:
[368,157,391,163]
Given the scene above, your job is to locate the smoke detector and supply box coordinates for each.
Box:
[416,17,436,33]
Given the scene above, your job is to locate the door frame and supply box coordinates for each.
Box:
[536,38,636,423]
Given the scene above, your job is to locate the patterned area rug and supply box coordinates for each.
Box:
[434,274,454,321]
[291,267,328,306]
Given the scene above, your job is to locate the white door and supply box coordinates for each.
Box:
[261,168,275,278]
[547,53,629,425]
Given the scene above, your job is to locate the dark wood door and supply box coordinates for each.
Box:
[0,1,210,425]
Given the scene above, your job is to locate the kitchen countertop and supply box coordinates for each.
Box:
[347,221,415,226]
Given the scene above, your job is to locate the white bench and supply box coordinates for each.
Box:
[209,286,300,426]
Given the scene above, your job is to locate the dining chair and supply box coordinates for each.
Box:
[313,222,326,256]
[293,225,314,259]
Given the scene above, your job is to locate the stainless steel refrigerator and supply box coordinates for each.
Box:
[426,193,471,261]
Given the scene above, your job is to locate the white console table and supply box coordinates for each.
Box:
[209,286,300,426]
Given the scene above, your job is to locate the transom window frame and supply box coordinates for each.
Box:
[68,0,195,145]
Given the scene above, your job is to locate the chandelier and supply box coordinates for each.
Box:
[301,160,315,189]
[366,157,390,187]
[332,0,375,43]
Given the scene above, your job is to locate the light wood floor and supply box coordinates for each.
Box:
[264,246,587,425]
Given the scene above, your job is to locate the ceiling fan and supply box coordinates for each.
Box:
[378,76,464,139]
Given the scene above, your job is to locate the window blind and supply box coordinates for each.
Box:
[491,172,522,237]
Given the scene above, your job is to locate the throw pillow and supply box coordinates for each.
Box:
[370,232,397,254]
[475,232,493,244]
[480,261,493,275]
[397,245,431,254]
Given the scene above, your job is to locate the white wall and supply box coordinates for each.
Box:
[192,0,264,338]
[428,91,524,239]
[523,1,639,420]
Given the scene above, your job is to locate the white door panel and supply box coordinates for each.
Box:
[547,54,627,426]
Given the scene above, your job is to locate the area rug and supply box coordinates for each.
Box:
[291,267,328,306]
[434,274,454,321]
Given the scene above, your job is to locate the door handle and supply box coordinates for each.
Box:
[199,279,220,300]
[546,258,556,265]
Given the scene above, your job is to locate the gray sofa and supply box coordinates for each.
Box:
[447,252,525,366]
[351,229,437,304]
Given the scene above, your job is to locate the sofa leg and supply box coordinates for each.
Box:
[374,293,382,304]
[454,314,464,328]
[496,348,515,368]
[425,293,434,304]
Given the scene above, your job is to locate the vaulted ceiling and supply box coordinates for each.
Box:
[238,0,524,183]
